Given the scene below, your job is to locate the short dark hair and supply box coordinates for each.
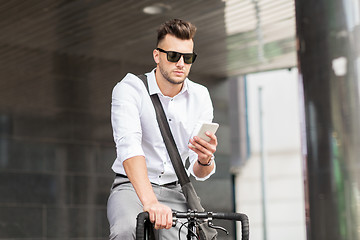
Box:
[157,19,197,46]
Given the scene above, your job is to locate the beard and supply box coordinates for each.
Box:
[158,64,188,85]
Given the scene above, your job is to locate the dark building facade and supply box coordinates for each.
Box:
[0,1,234,239]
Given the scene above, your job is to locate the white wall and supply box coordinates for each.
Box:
[235,68,307,240]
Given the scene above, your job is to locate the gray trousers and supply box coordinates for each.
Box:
[107,176,188,240]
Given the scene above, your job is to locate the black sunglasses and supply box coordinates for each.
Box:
[156,48,197,64]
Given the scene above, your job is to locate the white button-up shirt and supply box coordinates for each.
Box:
[111,69,216,184]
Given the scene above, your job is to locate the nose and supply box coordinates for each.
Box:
[175,56,185,67]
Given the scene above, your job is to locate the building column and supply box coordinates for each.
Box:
[295,0,360,239]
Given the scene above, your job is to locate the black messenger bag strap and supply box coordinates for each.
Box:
[138,74,218,240]
[138,74,189,186]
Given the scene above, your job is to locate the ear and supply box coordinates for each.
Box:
[153,49,160,64]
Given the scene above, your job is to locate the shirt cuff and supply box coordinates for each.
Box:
[188,156,216,181]
[116,135,144,163]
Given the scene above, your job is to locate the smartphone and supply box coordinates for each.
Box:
[193,122,219,142]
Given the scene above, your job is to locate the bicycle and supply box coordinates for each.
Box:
[136,209,249,240]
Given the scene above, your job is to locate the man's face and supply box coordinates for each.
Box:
[154,34,194,85]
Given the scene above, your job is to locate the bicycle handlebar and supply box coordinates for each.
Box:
[136,211,249,240]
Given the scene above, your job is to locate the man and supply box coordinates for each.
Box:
[107,19,217,239]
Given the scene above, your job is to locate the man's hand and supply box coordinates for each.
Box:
[189,131,217,178]
[143,201,173,229]
[189,131,217,164]
[123,156,173,230]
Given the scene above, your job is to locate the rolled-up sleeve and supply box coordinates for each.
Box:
[111,77,144,165]
[187,87,216,181]
[188,157,216,181]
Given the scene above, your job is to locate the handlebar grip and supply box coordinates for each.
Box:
[213,212,249,240]
[136,212,150,240]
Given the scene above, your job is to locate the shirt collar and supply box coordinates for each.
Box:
[145,68,190,97]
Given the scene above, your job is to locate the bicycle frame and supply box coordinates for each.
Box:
[136,210,249,240]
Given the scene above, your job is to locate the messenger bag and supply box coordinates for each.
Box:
[138,74,218,240]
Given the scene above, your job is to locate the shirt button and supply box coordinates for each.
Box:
[161,171,164,174]
[169,119,172,121]
[159,175,162,178]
